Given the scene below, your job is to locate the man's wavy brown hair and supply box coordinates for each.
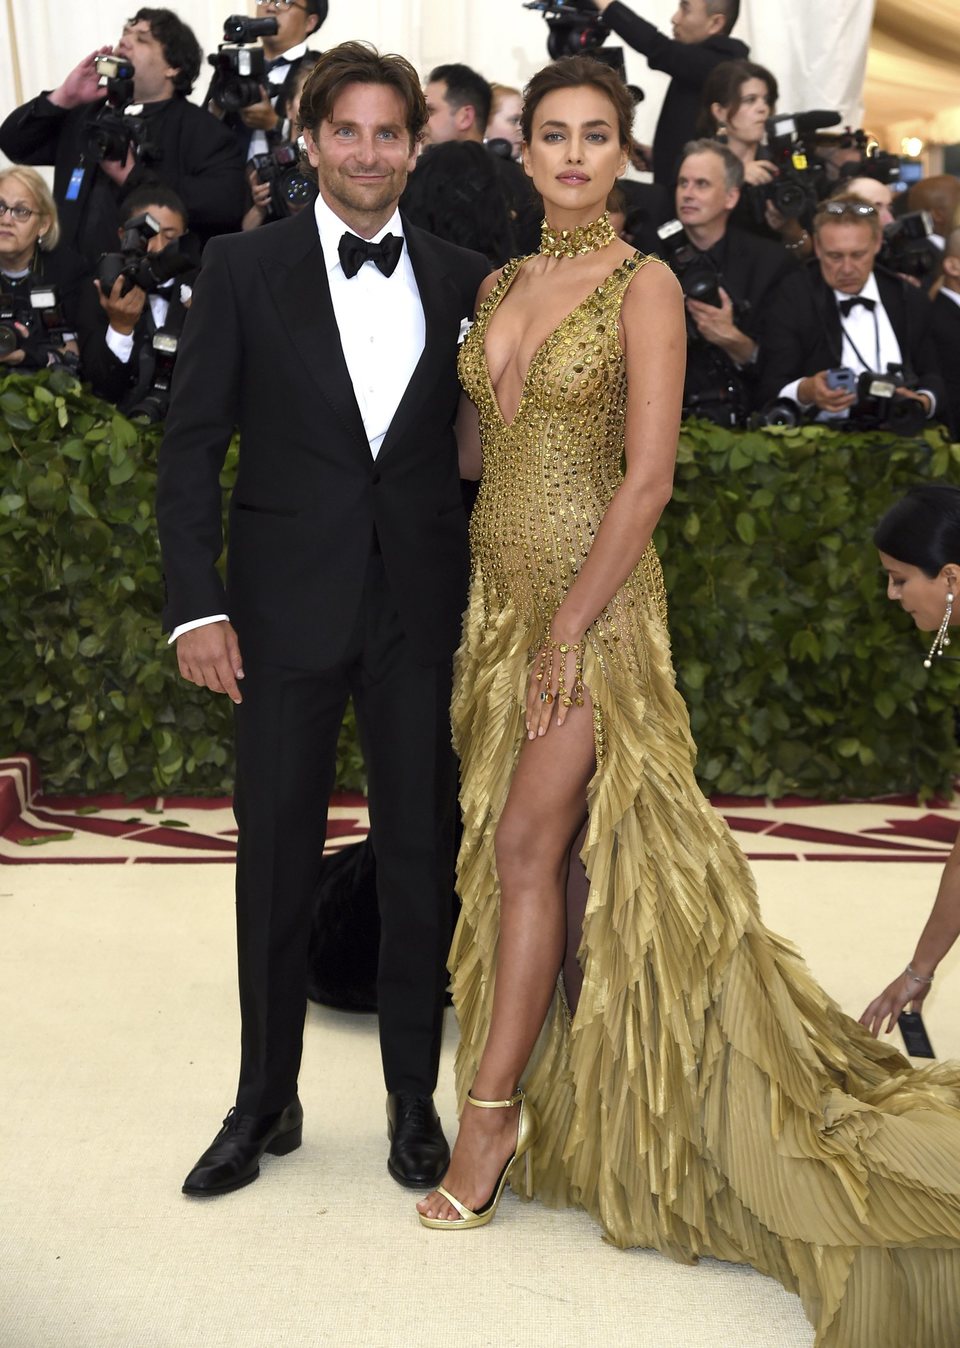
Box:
[297,41,427,147]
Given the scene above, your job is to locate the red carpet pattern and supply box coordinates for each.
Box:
[1,756,957,865]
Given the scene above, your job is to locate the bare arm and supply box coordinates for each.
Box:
[527,261,685,737]
[456,271,501,481]
[860,825,960,1035]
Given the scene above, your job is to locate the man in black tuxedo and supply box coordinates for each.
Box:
[0,8,244,266]
[156,42,488,1198]
[592,0,748,188]
[932,228,960,441]
[758,196,944,422]
[80,184,197,416]
[642,139,794,424]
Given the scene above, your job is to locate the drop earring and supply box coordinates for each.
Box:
[923,591,954,668]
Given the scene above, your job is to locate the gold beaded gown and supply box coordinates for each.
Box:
[450,251,960,1348]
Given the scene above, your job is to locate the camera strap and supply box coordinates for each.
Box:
[838,308,881,375]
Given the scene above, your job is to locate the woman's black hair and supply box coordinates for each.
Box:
[874,483,960,577]
[400,142,515,266]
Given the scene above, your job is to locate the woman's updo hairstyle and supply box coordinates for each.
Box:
[520,56,634,148]
[874,483,960,577]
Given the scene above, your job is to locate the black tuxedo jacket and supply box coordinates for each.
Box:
[931,291,960,440]
[602,2,749,187]
[79,282,192,412]
[0,94,245,264]
[757,263,945,411]
[156,207,489,670]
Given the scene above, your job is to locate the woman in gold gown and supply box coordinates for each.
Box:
[416,56,960,1348]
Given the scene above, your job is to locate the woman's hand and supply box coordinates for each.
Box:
[743,160,777,187]
[859,971,932,1037]
[525,636,584,739]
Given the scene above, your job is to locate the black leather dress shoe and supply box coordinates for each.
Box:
[182,1097,303,1197]
[386,1091,450,1189]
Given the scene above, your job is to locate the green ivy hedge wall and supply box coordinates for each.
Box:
[1,368,958,799]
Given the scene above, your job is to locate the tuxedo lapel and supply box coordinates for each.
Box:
[376,223,460,463]
[259,209,368,451]
[811,271,844,367]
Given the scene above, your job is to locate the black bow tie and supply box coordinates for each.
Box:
[338,231,403,279]
[838,295,876,317]
[265,55,291,73]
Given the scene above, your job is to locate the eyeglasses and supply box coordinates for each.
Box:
[0,200,36,222]
[817,201,878,219]
[255,0,308,10]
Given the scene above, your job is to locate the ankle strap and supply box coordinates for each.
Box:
[466,1088,523,1109]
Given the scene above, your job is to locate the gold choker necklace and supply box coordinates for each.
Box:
[539,212,617,259]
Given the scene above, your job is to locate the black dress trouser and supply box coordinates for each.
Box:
[231,553,458,1115]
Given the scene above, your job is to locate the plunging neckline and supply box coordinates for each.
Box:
[481,252,641,431]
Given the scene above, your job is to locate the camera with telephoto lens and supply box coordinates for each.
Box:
[0,285,76,370]
[95,212,194,298]
[80,54,157,165]
[878,210,938,282]
[851,368,927,437]
[250,142,316,218]
[747,109,841,224]
[207,15,278,112]
[835,130,901,187]
[523,0,610,59]
[656,219,723,309]
[127,329,180,424]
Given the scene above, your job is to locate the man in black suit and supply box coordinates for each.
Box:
[758,196,944,423]
[932,228,960,441]
[156,42,489,1199]
[0,8,244,266]
[592,0,748,188]
[80,184,196,416]
[645,139,794,424]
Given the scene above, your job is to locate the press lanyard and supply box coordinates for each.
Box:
[838,308,881,374]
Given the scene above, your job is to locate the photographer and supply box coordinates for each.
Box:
[79,185,196,418]
[592,0,748,187]
[931,228,960,440]
[0,9,245,266]
[0,165,91,374]
[649,139,793,425]
[758,195,944,429]
[241,60,317,231]
[206,0,325,165]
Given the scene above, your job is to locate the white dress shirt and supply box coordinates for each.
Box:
[170,191,425,643]
[105,283,193,364]
[247,39,308,161]
[779,270,934,418]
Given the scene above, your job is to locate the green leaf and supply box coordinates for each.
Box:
[734,512,755,545]
[17,832,76,846]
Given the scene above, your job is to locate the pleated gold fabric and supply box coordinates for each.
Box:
[451,252,960,1347]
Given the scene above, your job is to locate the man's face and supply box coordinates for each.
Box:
[423,80,464,145]
[259,0,319,54]
[116,18,178,102]
[303,82,417,224]
[818,143,863,183]
[671,0,723,44]
[815,219,881,294]
[676,152,738,232]
[137,205,187,253]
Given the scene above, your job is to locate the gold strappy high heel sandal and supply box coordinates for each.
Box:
[417,1088,538,1230]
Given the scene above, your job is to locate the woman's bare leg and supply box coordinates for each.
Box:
[418,702,595,1221]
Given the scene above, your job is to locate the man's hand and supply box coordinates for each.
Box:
[176,620,245,703]
[239,88,281,132]
[49,46,114,109]
[742,160,777,187]
[0,323,28,365]
[99,144,137,186]
[895,387,932,417]
[797,370,857,414]
[686,288,756,364]
[95,275,147,335]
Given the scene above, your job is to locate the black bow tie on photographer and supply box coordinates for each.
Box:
[265,55,291,73]
[838,295,876,317]
[338,232,403,279]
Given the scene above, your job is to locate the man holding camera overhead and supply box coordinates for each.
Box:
[758,195,944,428]
[0,8,244,266]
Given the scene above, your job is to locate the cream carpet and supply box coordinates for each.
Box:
[2,850,958,1348]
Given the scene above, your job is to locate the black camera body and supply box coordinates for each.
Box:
[0,284,74,369]
[208,15,278,112]
[879,211,938,282]
[251,142,316,219]
[656,219,723,310]
[81,54,157,165]
[748,110,839,224]
[128,328,180,423]
[852,369,927,437]
[523,0,610,59]
[96,212,193,298]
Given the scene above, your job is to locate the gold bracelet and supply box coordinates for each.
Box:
[550,637,585,708]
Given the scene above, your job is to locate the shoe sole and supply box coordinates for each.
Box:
[181,1124,303,1198]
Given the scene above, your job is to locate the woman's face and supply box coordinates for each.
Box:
[878,550,958,632]
[716,78,773,146]
[488,92,523,156]
[0,177,48,269]
[522,85,628,220]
